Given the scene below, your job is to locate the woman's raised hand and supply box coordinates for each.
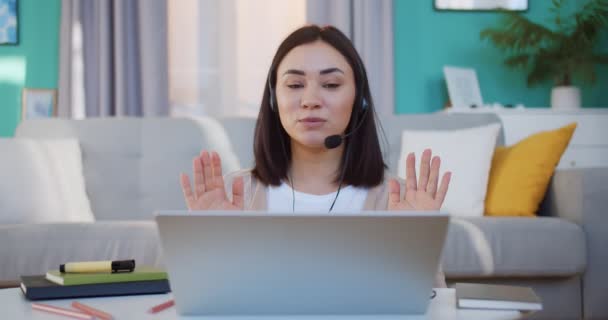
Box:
[388,149,451,211]
[180,151,244,210]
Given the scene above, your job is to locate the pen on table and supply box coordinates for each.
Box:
[72,301,114,320]
[60,259,136,273]
[32,303,94,320]
[148,299,175,314]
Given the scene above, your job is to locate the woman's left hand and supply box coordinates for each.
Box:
[388,149,451,211]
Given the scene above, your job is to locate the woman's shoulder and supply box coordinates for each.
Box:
[377,171,405,189]
[362,171,405,210]
[223,168,270,209]
[223,168,257,190]
[224,168,254,181]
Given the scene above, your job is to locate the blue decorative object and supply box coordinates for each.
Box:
[0,0,18,45]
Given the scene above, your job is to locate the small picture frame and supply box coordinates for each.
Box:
[0,0,18,45]
[443,66,484,109]
[21,88,57,120]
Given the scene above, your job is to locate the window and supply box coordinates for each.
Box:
[168,0,306,118]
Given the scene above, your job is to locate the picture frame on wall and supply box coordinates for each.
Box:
[21,88,58,120]
[434,0,528,11]
[0,0,18,45]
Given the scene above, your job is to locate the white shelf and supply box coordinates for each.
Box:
[444,107,608,115]
[444,107,608,169]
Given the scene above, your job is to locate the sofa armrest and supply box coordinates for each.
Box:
[0,221,163,283]
[539,168,608,319]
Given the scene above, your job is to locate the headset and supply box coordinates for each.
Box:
[266,58,371,212]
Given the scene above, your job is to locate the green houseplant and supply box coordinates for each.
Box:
[480,0,608,109]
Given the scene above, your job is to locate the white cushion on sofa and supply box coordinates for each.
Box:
[398,123,501,217]
[0,138,94,223]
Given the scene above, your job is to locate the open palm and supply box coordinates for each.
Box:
[180,150,244,210]
[388,149,451,211]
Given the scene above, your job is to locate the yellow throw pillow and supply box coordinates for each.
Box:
[485,123,577,217]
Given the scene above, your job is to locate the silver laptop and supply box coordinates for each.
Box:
[155,211,449,316]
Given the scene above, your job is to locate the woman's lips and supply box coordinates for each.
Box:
[299,117,326,128]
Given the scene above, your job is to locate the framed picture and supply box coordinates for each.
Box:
[21,88,57,120]
[434,0,528,11]
[443,66,484,109]
[0,0,18,45]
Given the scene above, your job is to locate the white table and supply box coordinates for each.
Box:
[1,288,526,319]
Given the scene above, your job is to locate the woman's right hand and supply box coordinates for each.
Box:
[180,150,244,210]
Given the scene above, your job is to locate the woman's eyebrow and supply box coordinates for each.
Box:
[282,68,344,76]
[283,69,305,76]
[319,67,344,75]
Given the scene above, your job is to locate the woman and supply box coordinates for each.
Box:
[180,25,452,287]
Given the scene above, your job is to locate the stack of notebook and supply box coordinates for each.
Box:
[20,267,170,300]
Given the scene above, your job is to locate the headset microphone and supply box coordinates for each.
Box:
[324,135,343,149]
[323,101,369,149]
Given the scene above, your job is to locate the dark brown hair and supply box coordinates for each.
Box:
[252,25,386,187]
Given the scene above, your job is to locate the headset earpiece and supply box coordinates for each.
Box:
[267,73,276,112]
[269,89,276,111]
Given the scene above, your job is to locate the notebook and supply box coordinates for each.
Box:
[20,275,170,300]
[45,267,167,286]
[455,283,542,311]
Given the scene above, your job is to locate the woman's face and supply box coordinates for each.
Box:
[275,40,356,149]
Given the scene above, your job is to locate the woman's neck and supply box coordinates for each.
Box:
[288,141,345,195]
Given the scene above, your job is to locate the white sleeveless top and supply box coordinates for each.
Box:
[267,182,368,213]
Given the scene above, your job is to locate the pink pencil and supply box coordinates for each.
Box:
[72,301,114,320]
[148,299,175,314]
[32,303,94,319]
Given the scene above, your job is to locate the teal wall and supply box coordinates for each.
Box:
[0,0,60,136]
[394,1,608,113]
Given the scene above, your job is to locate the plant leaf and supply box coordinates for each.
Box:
[592,53,608,64]
[504,54,531,68]
[571,0,608,43]
[480,12,562,53]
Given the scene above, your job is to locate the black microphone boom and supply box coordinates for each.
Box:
[324,135,343,149]
[323,107,369,149]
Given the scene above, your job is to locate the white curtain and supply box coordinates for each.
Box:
[168,0,394,117]
[307,0,395,115]
[168,0,306,118]
[58,0,169,118]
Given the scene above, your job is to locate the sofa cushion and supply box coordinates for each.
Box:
[377,113,504,175]
[485,123,577,217]
[16,117,240,220]
[398,123,501,217]
[218,117,257,169]
[0,221,162,282]
[0,138,94,224]
[443,217,586,278]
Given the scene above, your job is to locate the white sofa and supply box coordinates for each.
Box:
[2,114,606,320]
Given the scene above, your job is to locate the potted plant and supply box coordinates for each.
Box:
[480,0,608,110]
